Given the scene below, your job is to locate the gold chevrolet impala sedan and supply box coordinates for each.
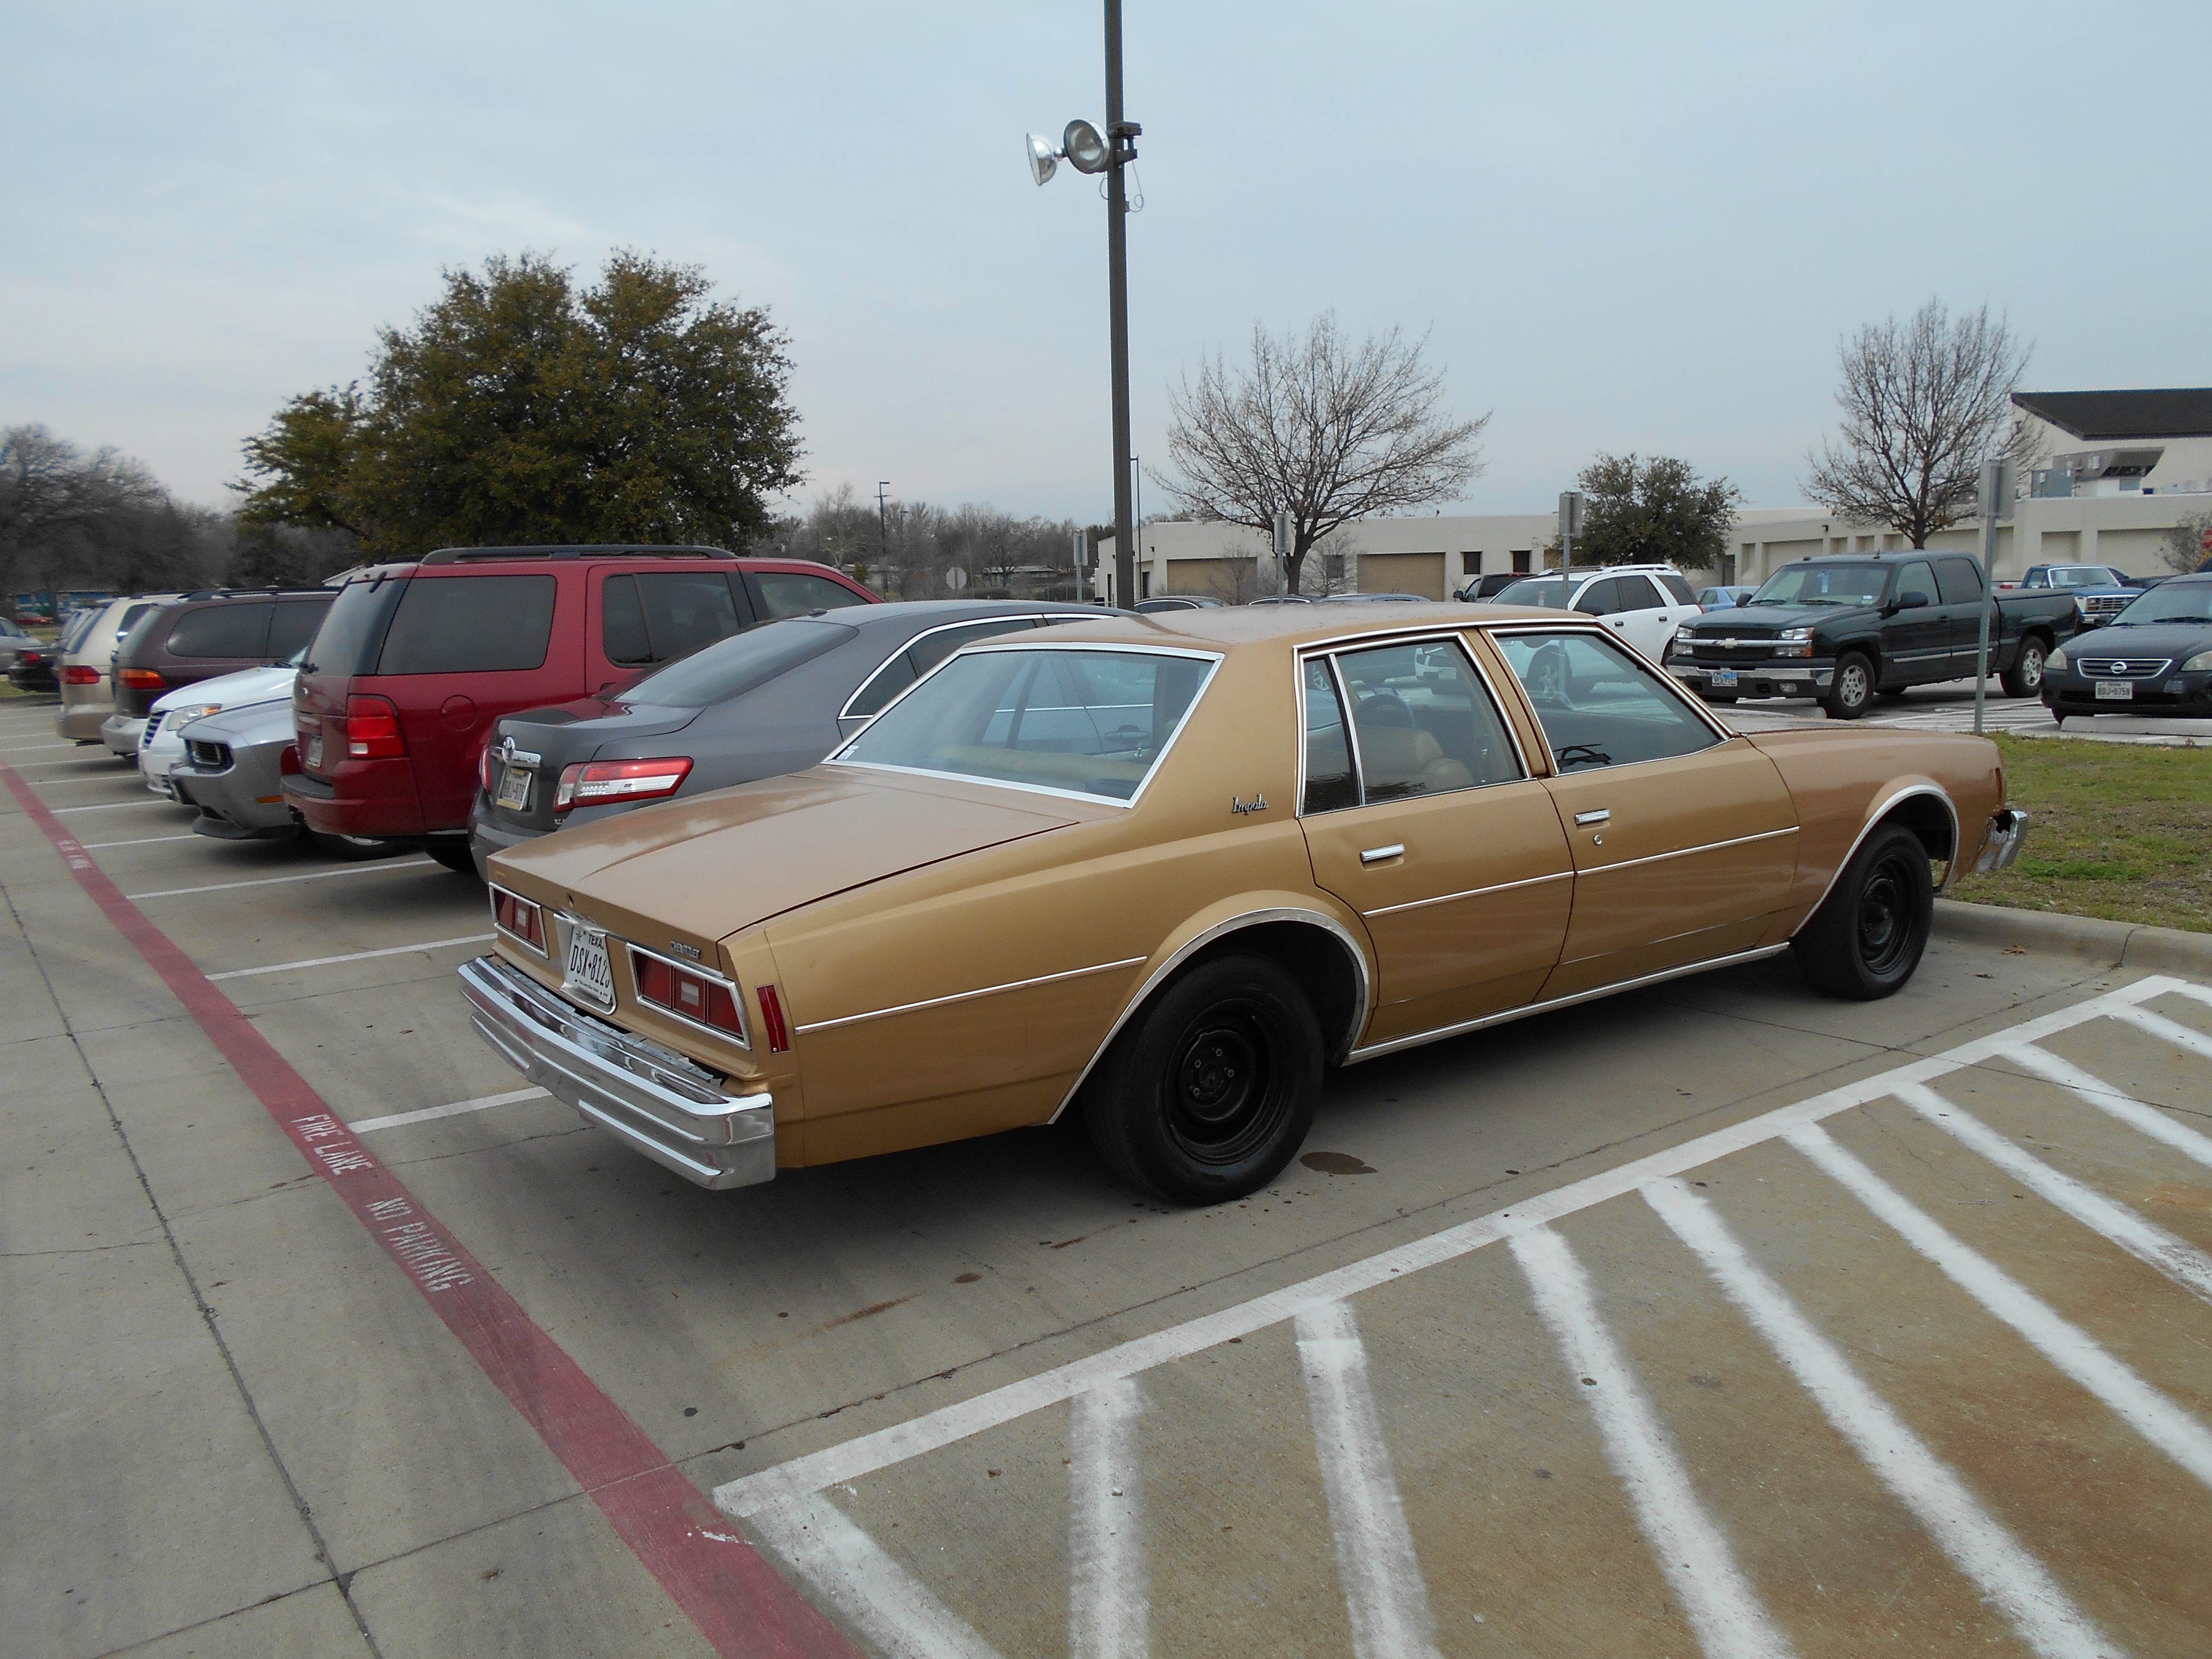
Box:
[459,604,2027,1203]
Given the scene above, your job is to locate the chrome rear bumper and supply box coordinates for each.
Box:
[1974,808,2031,874]
[458,954,776,1190]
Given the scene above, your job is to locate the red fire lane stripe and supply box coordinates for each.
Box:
[0,763,857,1659]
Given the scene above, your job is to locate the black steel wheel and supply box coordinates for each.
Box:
[1792,823,1933,1000]
[2000,637,2048,699]
[1083,954,1322,1204]
[1824,651,1875,720]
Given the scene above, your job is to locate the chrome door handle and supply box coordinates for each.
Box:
[1360,844,1406,864]
[1574,809,1610,826]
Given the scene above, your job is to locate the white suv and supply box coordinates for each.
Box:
[1486,565,1704,661]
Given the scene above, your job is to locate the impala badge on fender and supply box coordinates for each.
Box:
[1231,793,1269,816]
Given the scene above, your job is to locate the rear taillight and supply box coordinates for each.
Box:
[61,665,102,685]
[554,757,693,812]
[279,744,301,776]
[631,950,747,1041]
[343,694,406,758]
[479,743,498,794]
[756,984,791,1054]
[119,668,166,691]
[490,887,545,952]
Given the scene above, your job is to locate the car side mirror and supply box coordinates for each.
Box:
[1895,591,1929,610]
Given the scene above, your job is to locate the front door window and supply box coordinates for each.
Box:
[1492,630,1720,772]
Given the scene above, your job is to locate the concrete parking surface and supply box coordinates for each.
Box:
[3,694,2208,1659]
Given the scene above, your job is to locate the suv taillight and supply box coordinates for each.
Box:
[632,951,747,1039]
[61,665,102,685]
[119,668,166,691]
[342,695,406,758]
[554,757,692,812]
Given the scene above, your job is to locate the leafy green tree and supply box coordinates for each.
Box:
[1552,452,1741,574]
[236,252,805,558]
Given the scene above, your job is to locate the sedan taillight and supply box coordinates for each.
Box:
[491,887,545,952]
[61,665,102,685]
[554,757,693,812]
[343,695,406,758]
[632,951,747,1040]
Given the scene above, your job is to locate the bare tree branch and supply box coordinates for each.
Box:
[1802,299,2031,548]
[1151,313,1488,593]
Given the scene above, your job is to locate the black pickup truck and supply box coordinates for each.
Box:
[1663,551,2080,719]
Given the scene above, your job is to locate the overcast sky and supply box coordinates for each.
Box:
[6,1,2208,524]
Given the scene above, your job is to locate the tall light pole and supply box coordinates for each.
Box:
[1026,5,1141,609]
[877,481,891,575]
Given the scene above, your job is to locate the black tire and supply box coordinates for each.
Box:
[1824,651,1876,720]
[1792,823,1934,1000]
[2000,636,2048,699]
[425,836,481,877]
[1083,954,1322,1204]
[1877,686,1908,700]
[311,831,407,861]
[1705,690,1740,705]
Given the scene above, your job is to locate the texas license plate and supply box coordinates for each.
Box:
[1709,668,1738,687]
[2094,680,2134,701]
[305,733,323,770]
[563,924,616,1009]
[495,764,531,811]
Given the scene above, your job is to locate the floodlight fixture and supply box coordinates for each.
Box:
[1025,133,1058,187]
[1062,119,1109,174]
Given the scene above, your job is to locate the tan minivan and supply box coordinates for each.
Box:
[57,593,185,744]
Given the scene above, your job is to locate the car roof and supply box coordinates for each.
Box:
[1000,600,1572,653]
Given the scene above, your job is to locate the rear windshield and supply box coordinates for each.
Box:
[1495,578,1569,608]
[619,617,855,708]
[1749,564,1889,606]
[304,577,404,678]
[377,574,558,675]
[835,646,1217,803]
[61,608,101,651]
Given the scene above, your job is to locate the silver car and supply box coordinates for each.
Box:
[167,700,302,841]
[59,593,185,746]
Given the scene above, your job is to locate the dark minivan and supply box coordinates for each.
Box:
[284,546,877,871]
[102,588,337,753]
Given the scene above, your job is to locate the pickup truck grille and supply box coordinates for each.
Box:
[2078,593,2132,620]
[1685,638,1781,663]
[2075,656,2172,679]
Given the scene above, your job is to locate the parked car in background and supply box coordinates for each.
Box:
[0,614,38,674]
[2040,573,2212,726]
[1247,594,1313,605]
[469,599,1124,874]
[7,638,60,692]
[56,594,186,743]
[1133,596,1224,613]
[138,657,303,799]
[1696,585,1759,610]
[103,588,334,757]
[167,699,325,844]
[461,603,2022,1201]
[1488,565,1702,660]
[1453,572,1526,602]
[1999,563,2139,629]
[1666,553,2078,716]
[286,546,880,873]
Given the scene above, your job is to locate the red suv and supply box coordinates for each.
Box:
[284,546,877,872]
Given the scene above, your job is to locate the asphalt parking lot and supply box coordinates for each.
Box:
[4,694,2209,1659]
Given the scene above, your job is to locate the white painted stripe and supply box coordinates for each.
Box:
[0,742,83,752]
[747,1494,1008,1659]
[2106,1002,2212,1063]
[127,859,434,899]
[207,933,495,982]
[1641,1177,2114,1659]
[79,833,201,850]
[347,1088,550,1136]
[1894,1081,2212,1304]
[1786,1123,2212,1489]
[1069,1380,1148,1659]
[1294,1300,1440,1659]
[712,974,2200,1519]
[1511,1228,1796,1659]
[48,799,176,814]
[2000,1045,2212,1173]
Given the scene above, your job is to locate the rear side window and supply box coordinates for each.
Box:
[1656,572,1696,605]
[267,597,334,659]
[1613,575,1664,611]
[602,572,746,666]
[377,575,557,675]
[166,603,273,659]
[621,619,857,709]
[1935,558,1984,605]
[750,570,870,620]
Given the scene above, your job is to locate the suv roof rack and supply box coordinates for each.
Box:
[175,587,344,602]
[415,544,738,565]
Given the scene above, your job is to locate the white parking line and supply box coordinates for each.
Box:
[49,799,177,814]
[1294,1300,1440,1659]
[78,833,202,850]
[1895,1081,2212,1304]
[1512,1227,1793,1659]
[714,975,2195,1520]
[127,860,434,899]
[2108,1001,2212,1062]
[2002,1043,2212,1173]
[1641,1177,2113,1659]
[1784,1124,2212,1489]
[748,1495,1006,1659]
[207,933,495,982]
[347,1087,548,1136]
[1069,1379,1149,1659]
[0,742,94,753]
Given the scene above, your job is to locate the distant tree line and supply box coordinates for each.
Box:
[757,483,1094,601]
